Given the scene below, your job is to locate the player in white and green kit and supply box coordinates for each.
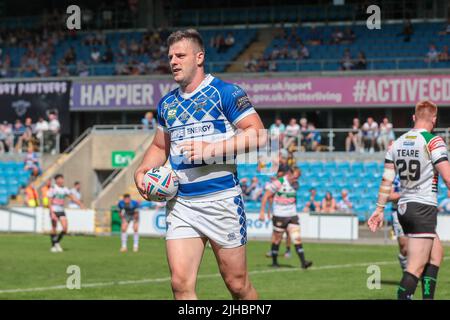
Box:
[369,100,450,300]
[259,167,313,268]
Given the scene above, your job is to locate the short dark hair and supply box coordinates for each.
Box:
[74,181,80,186]
[123,193,130,198]
[54,174,63,180]
[167,29,205,53]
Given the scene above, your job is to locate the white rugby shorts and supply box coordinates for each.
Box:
[165,195,247,248]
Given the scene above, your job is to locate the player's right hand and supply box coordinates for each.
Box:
[258,212,265,221]
[367,209,384,232]
[134,166,149,200]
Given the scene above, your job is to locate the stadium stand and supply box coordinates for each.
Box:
[0,160,32,205]
[237,161,450,222]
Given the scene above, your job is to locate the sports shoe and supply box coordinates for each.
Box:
[50,246,58,253]
[271,263,281,268]
[302,260,313,269]
[55,243,63,252]
[120,247,127,253]
[265,251,272,258]
[284,251,291,258]
[133,246,139,253]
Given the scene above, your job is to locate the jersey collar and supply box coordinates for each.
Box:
[178,74,214,100]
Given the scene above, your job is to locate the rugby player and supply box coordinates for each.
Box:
[368,100,450,300]
[118,194,140,252]
[134,29,264,300]
[48,174,85,252]
[259,167,312,269]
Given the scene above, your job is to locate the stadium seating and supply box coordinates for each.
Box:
[2,28,256,77]
[237,161,449,222]
[0,161,32,206]
[264,22,450,72]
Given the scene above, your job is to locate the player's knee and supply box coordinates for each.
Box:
[170,274,195,294]
[289,226,302,245]
[224,273,249,297]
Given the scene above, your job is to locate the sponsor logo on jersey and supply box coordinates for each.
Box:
[170,122,215,140]
[403,141,415,146]
[179,111,190,122]
[236,95,251,110]
[405,135,417,140]
[227,233,236,241]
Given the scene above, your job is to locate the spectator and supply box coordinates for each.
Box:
[353,51,367,70]
[48,112,60,134]
[24,184,39,207]
[438,45,449,62]
[224,32,235,50]
[299,44,309,59]
[304,123,321,152]
[13,119,25,151]
[102,46,114,63]
[321,191,337,213]
[68,181,82,209]
[240,178,249,199]
[0,122,10,153]
[141,111,156,130]
[247,177,263,201]
[345,118,362,152]
[244,54,258,72]
[438,190,450,213]
[342,27,356,44]
[303,188,321,212]
[398,19,414,42]
[24,144,40,177]
[64,46,76,64]
[362,117,379,153]
[35,116,49,141]
[306,26,322,46]
[283,118,300,152]
[425,43,439,63]
[76,61,89,76]
[90,47,101,63]
[330,28,344,44]
[46,112,60,154]
[377,117,395,151]
[269,118,286,147]
[337,189,353,213]
[438,18,450,35]
[340,49,354,71]
[270,45,280,60]
[276,155,290,177]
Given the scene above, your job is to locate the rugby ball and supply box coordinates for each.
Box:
[143,167,179,202]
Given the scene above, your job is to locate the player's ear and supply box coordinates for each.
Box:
[412,114,416,123]
[196,50,204,67]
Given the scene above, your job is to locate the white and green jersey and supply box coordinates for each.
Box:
[385,128,448,207]
[265,176,297,217]
[47,185,71,212]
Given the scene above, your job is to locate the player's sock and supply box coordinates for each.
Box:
[421,263,439,300]
[50,234,58,246]
[133,233,139,247]
[398,271,419,300]
[294,244,307,267]
[121,232,127,248]
[56,231,66,243]
[271,243,279,265]
[398,253,407,271]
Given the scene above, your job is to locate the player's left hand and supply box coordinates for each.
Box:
[178,141,216,162]
[367,208,384,232]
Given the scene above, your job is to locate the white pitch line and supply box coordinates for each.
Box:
[1,257,448,294]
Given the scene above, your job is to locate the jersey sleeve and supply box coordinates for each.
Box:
[117,200,124,209]
[156,100,168,132]
[265,179,282,194]
[384,144,395,163]
[427,135,448,165]
[47,188,54,198]
[220,84,256,126]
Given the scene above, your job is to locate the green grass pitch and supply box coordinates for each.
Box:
[0,234,449,300]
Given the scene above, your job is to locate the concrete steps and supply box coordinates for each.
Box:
[227,28,274,73]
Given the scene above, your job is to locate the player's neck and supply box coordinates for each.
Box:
[413,121,432,132]
[180,71,206,94]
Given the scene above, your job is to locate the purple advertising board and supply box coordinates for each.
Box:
[71,75,450,111]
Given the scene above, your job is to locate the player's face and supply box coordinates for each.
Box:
[289,171,300,184]
[168,39,203,86]
[56,177,64,187]
[124,197,130,204]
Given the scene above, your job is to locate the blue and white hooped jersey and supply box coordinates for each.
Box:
[157,74,257,201]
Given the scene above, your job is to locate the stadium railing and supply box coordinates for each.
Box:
[286,127,450,153]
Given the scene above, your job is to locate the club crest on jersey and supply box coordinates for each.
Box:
[179,112,190,122]
[167,108,177,120]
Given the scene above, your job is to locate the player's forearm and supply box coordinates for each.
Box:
[376,177,393,208]
[137,143,168,171]
[213,125,267,157]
